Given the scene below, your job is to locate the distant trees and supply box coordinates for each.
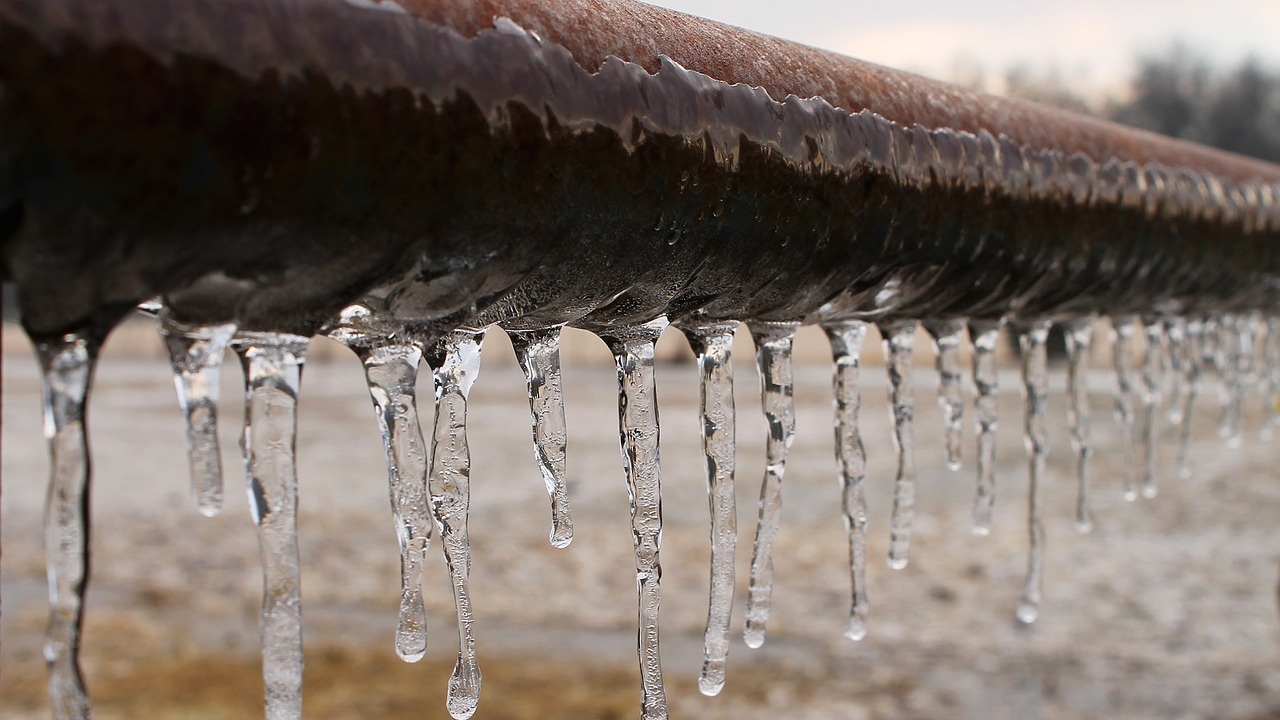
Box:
[995,46,1280,164]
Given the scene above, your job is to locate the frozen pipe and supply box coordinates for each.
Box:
[1,0,1279,340]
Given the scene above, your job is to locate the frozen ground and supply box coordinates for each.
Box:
[2,323,1279,719]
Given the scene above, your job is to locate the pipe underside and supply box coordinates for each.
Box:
[2,0,1279,338]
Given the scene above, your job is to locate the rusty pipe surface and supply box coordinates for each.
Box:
[1,0,1279,340]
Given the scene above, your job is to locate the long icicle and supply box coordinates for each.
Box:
[598,318,670,720]
[1062,316,1095,533]
[1164,318,1188,426]
[361,341,432,662]
[508,327,574,549]
[1111,316,1140,501]
[1139,319,1164,499]
[743,320,799,648]
[880,320,918,569]
[969,320,1001,534]
[676,319,738,696]
[823,321,871,641]
[924,320,966,472]
[426,331,486,720]
[232,332,310,720]
[1177,319,1206,479]
[36,331,100,720]
[1265,317,1280,437]
[157,313,236,516]
[1015,321,1051,625]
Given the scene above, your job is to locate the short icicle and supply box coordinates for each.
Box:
[596,318,671,720]
[507,327,574,549]
[1215,315,1244,446]
[232,332,310,720]
[36,331,101,720]
[326,304,433,661]
[823,321,871,641]
[676,319,738,696]
[1111,316,1141,501]
[969,320,1002,534]
[1015,321,1052,625]
[157,312,236,516]
[743,320,799,648]
[880,320,919,569]
[1177,320,1206,479]
[1062,316,1095,533]
[924,320,967,472]
[426,331,487,720]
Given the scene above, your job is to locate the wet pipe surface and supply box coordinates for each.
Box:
[2,0,1280,718]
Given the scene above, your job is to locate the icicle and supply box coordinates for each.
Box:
[326,304,433,662]
[36,331,99,720]
[1177,320,1206,480]
[969,320,1001,535]
[363,343,432,662]
[1265,317,1280,436]
[426,331,486,720]
[676,320,738,696]
[880,320,918,569]
[1215,315,1243,446]
[743,320,799,649]
[1111,316,1140,501]
[596,318,670,720]
[1164,318,1188,425]
[507,327,574,549]
[232,332,310,720]
[157,313,236,516]
[1062,316,1095,533]
[924,320,966,472]
[1139,319,1164,499]
[1230,315,1258,445]
[823,321,870,641]
[1015,321,1051,625]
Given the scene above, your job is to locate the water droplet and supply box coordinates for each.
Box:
[36,330,100,720]
[969,320,1002,534]
[880,320,918,569]
[508,327,574,549]
[231,331,310,720]
[743,321,799,648]
[677,319,739,695]
[823,321,870,641]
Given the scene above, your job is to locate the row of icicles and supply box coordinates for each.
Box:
[28,304,1279,720]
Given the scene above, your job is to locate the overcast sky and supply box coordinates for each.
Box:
[644,1,1280,94]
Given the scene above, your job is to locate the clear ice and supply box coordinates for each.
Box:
[36,331,99,720]
[508,327,574,549]
[823,321,870,641]
[1139,319,1164,499]
[969,320,1001,534]
[1177,319,1206,479]
[925,320,966,472]
[427,331,486,720]
[1061,317,1095,533]
[1111,316,1140,501]
[232,332,310,720]
[1265,317,1280,436]
[1015,321,1051,625]
[743,321,799,648]
[597,319,670,720]
[676,320,739,696]
[157,313,236,516]
[327,304,433,662]
[880,320,918,569]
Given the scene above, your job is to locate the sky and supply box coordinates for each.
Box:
[644,0,1280,96]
